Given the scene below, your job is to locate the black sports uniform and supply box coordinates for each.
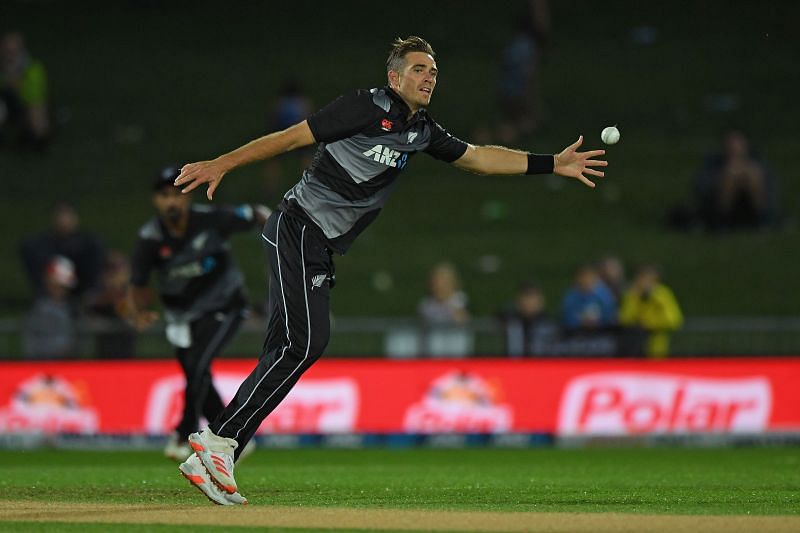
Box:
[209,87,468,454]
[131,201,261,441]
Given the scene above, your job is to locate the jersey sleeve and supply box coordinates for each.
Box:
[306,90,380,143]
[216,204,259,236]
[129,236,158,287]
[424,120,469,163]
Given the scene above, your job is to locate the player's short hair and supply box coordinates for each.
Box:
[386,36,435,73]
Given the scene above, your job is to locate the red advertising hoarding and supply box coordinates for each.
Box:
[1,358,798,436]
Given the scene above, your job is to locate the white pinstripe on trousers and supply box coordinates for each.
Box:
[216,213,312,440]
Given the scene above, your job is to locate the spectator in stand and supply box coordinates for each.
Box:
[22,256,77,359]
[418,262,472,357]
[262,80,314,202]
[696,130,779,230]
[270,80,314,134]
[596,254,626,305]
[499,282,558,357]
[619,264,683,358]
[419,262,470,325]
[0,32,50,149]
[561,264,617,330]
[85,251,136,359]
[495,0,550,144]
[669,129,780,232]
[19,201,106,302]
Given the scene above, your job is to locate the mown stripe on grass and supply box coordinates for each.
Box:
[1,502,799,532]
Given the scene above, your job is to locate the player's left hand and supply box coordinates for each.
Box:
[174,159,228,200]
[554,136,608,188]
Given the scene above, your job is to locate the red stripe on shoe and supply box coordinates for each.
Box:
[218,482,236,494]
[181,472,224,506]
[205,471,236,494]
[185,473,205,485]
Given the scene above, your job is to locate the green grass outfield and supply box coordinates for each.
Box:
[1,447,798,515]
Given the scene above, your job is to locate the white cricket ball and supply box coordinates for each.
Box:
[601,126,620,145]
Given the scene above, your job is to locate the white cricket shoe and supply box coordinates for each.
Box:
[188,428,239,494]
[179,453,247,505]
[164,432,193,462]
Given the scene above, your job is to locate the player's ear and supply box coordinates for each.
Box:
[387,70,399,90]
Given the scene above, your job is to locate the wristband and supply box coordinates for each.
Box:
[526,153,555,175]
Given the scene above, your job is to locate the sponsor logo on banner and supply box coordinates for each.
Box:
[145,373,358,434]
[0,374,99,433]
[404,371,513,433]
[557,372,772,435]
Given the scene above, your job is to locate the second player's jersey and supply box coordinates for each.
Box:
[281,87,468,253]
[130,204,257,321]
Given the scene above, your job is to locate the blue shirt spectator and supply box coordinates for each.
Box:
[561,265,617,329]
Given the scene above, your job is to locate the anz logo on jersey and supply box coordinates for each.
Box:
[362,145,408,169]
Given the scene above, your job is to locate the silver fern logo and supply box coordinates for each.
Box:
[311,274,326,290]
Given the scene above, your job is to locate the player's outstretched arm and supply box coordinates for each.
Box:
[174,121,316,200]
[453,135,607,188]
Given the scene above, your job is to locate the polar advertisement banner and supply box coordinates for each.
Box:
[557,373,772,435]
[0,358,798,436]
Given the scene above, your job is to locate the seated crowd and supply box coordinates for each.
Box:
[16,200,684,360]
[420,259,683,360]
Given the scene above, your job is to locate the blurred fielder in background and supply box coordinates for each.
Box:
[126,166,269,469]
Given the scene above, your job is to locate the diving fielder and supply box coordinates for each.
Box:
[174,36,607,505]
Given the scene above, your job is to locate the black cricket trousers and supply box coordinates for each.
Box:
[209,210,334,459]
[175,298,246,440]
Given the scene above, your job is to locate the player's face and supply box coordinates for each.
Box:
[393,51,438,110]
[153,186,190,224]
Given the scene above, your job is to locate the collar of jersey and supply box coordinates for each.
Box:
[383,86,427,122]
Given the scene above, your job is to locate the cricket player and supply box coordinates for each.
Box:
[174,36,607,505]
[127,166,269,470]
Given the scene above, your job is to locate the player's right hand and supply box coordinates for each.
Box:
[553,136,607,188]
[174,159,228,200]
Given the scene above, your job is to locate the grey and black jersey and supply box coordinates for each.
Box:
[130,204,258,322]
[280,86,468,253]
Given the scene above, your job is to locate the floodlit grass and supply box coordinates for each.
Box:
[0,448,798,515]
